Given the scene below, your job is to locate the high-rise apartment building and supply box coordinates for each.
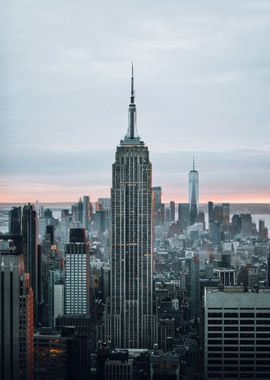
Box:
[208,202,231,242]
[34,328,73,380]
[153,186,164,226]
[169,201,176,222]
[189,156,199,225]
[178,203,190,230]
[70,227,87,243]
[0,238,34,380]
[268,249,270,287]
[8,206,22,235]
[191,253,200,319]
[22,203,38,326]
[83,196,90,230]
[48,269,64,327]
[19,272,34,380]
[104,66,156,348]
[208,201,214,227]
[65,228,90,316]
[205,287,270,380]
[98,198,111,211]
[241,214,252,236]
[78,197,83,224]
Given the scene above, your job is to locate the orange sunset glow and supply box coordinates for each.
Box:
[1,186,269,205]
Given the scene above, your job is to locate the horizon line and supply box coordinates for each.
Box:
[1,201,270,205]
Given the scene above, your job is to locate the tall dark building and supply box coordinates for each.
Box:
[45,225,54,245]
[268,247,270,287]
[78,198,83,224]
[83,195,90,230]
[231,214,241,236]
[169,201,176,222]
[69,228,87,243]
[8,206,22,235]
[259,220,269,240]
[104,66,156,348]
[209,202,230,241]
[22,203,38,326]
[241,213,252,236]
[222,203,230,227]
[191,253,200,319]
[189,156,199,225]
[43,208,53,219]
[0,238,34,380]
[208,201,214,227]
[153,186,164,226]
[178,203,190,230]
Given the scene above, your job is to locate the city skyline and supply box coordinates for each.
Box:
[1,0,270,203]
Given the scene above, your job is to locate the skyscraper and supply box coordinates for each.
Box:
[8,206,22,235]
[190,253,200,319]
[0,238,34,380]
[169,201,176,223]
[65,228,90,316]
[22,203,38,326]
[105,66,156,348]
[83,195,90,230]
[205,287,270,379]
[153,186,164,226]
[78,197,83,224]
[178,203,190,230]
[208,201,214,227]
[189,155,199,225]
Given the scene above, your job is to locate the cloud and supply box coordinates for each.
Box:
[1,0,270,202]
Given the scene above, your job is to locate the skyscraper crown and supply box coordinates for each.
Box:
[121,64,142,146]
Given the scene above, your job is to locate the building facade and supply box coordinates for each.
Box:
[205,287,270,380]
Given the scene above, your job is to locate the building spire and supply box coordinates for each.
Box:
[193,153,195,171]
[124,62,139,141]
[131,61,135,103]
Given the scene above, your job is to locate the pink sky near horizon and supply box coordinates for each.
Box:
[1,186,269,204]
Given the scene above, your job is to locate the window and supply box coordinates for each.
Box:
[208,340,222,345]
[208,313,222,318]
[257,313,270,318]
[224,313,238,318]
[224,319,238,324]
[240,319,254,324]
[224,333,238,338]
[240,333,254,338]
[240,313,254,318]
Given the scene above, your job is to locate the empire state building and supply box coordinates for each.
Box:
[104,66,157,348]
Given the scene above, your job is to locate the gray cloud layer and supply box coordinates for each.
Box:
[1,0,270,200]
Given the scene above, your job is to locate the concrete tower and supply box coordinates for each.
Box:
[22,203,38,327]
[65,228,90,316]
[105,65,157,348]
[189,155,199,225]
[0,238,34,380]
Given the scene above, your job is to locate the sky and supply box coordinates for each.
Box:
[1,0,270,203]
